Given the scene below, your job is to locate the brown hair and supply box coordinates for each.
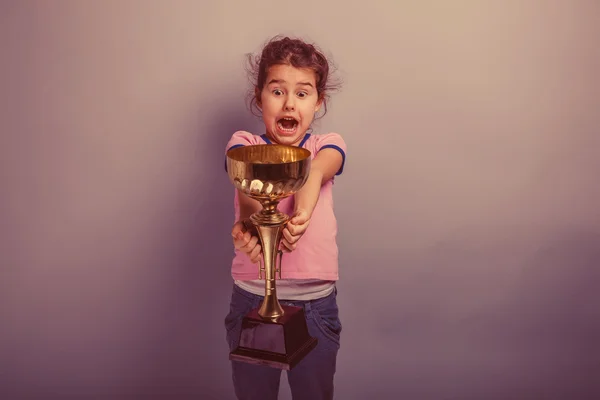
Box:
[245,35,341,119]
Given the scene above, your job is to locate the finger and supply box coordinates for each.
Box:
[232,231,244,244]
[284,223,295,236]
[233,226,251,241]
[288,223,308,238]
[285,222,297,236]
[231,221,245,237]
[281,239,295,252]
[241,235,259,253]
[235,234,254,251]
[249,244,262,263]
[235,231,252,248]
[285,241,296,252]
[233,236,244,250]
[283,228,299,245]
[233,231,250,249]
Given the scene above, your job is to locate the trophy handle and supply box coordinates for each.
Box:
[276,249,283,279]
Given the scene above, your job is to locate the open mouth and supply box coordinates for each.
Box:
[277,117,299,134]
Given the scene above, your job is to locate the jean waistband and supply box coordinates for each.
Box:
[232,283,336,313]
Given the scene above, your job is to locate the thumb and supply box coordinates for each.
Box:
[291,209,309,224]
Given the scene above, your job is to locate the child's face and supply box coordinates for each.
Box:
[258,64,322,146]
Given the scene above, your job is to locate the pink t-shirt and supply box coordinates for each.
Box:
[224,131,347,281]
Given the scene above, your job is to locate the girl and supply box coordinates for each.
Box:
[223,35,347,400]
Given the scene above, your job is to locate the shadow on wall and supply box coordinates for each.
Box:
[128,97,262,399]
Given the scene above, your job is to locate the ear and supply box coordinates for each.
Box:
[314,95,324,113]
[254,87,262,109]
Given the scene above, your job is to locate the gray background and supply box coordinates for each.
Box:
[2,1,599,399]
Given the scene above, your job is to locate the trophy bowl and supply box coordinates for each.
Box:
[226,144,311,204]
[225,144,318,370]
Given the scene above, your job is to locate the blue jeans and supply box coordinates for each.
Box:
[224,284,342,400]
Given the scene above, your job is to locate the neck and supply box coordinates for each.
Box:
[263,132,308,147]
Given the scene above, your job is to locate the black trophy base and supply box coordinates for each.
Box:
[229,305,318,370]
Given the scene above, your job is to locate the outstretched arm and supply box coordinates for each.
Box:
[295,148,343,216]
[281,148,344,251]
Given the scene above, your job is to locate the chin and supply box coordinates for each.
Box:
[279,135,301,144]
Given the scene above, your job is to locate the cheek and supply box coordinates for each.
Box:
[261,99,277,115]
[262,112,274,125]
[263,107,277,120]
[301,106,317,123]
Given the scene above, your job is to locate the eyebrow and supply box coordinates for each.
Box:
[267,79,314,88]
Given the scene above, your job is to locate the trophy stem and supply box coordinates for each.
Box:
[249,203,289,321]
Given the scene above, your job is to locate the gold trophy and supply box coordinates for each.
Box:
[225,143,318,370]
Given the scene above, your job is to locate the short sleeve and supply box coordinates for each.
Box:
[225,130,257,153]
[315,132,347,176]
[224,131,258,172]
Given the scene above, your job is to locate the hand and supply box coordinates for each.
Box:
[281,209,311,252]
[231,219,262,263]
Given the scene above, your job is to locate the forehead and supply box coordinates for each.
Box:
[266,64,317,85]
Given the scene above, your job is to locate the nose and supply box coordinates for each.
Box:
[283,95,295,111]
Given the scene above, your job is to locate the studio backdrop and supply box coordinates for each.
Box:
[1,1,599,399]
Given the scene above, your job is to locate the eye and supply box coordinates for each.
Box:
[297,91,308,98]
[273,89,283,96]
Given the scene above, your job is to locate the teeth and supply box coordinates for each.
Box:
[277,121,297,132]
